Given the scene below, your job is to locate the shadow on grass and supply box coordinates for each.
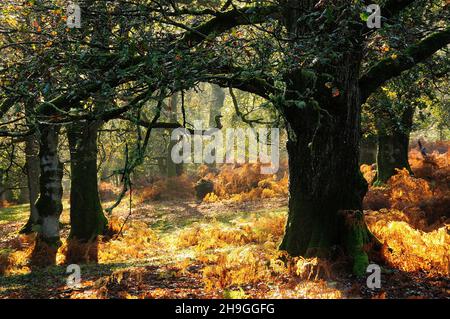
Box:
[0,261,137,298]
[147,200,287,233]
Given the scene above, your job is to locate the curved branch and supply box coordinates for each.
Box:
[0,98,17,118]
[360,26,450,102]
[181,5,279,45]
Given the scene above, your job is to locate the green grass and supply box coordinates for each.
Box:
[0,200,72,225]
[0,200,288,298]
[0,204,29,223]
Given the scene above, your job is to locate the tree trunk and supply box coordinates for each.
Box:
[20,134,41,234]
[31,124,64,267]
[375,106,414,184]
[359,136,377,165]
[67,120,107,263]
[279,56,379,276]
[209,84,225,127]
[0,168,14,203]
[166,93,182,177]
[375,132,412,184]
[0,170,7,204]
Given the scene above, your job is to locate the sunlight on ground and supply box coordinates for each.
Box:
[0,204,29,223]
[0,147,449,298]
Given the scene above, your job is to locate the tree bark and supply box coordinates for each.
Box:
[359,136,377,165]
[0,170,8,204]
[67,120,107,248]
[375,106,414,184]
[279,54,379,276]
[375,132,412,183]
[20,134,41,234]
[31,124,64,266]
[209,84,225,127]
[166,93,182,177]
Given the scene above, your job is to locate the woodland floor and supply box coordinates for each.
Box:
[0,194,448,299]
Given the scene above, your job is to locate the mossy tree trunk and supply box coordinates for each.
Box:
[67,120,107,250]
[31,124,64,266]
[279,53,378,276]
[20,133,40,234]
[375,105,414,184]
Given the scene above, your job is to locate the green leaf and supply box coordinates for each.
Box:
[360,12,369,22]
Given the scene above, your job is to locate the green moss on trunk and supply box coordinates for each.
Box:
[278,49,376,275]
[68,121,107,244]
[340,210,370,277]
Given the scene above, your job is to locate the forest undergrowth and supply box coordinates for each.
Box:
[0,143,448,299]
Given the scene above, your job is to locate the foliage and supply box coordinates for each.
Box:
[363,141,449,276]
[134,175,195,203]
[200,163,288,203]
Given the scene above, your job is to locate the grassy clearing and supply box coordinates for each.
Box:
[0,204,29,223]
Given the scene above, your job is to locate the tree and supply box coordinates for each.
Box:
[20,133,40,234]
[64,0,113,259]
[31,123,64,265]
[166,93,183,177]
[207,0,449,274]
[366,51,449,184]
[209,84,225,127]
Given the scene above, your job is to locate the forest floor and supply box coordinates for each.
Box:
[0,145,449,299]
[0,195,448,299]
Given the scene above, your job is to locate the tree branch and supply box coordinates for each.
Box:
[28,5,278,121]
[0,98,17,118]
[206,72,280,100]
[360,26,450,102]
[181,5,279,45]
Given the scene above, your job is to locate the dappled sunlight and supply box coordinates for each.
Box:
[367,215,449,275]
[0,146,448,298]
[363,144,449,277]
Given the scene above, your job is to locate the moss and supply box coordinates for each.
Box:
[372,180,385,187]
[343,211,370,277]
[0,204,30,223]
[352,253,369,277]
